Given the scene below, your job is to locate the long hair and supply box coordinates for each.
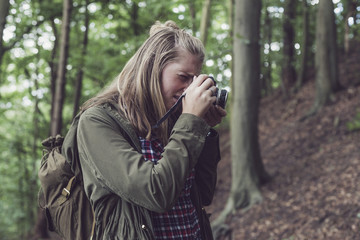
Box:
[81,21,205,143]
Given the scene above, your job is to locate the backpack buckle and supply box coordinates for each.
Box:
[61,176,76,199]
[62,187,71,198]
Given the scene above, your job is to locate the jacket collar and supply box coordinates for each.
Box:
[102,102,142,153]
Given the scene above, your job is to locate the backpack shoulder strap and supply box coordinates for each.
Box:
[62,113,82,178]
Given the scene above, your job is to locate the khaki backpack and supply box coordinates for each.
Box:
[38,115,95,240]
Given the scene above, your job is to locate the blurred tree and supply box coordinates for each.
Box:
[49,16,60,126]
[343,0,357,53]
[51,0,73,136]
[188,1,197,33]
[212,0,270,238]
[294,0,310,92]
[261,2,273,96]
[281,0,297,98]
[200,0,212,46]
[0,0,10,72]
[311,0,340,114]
[72,0,90,118]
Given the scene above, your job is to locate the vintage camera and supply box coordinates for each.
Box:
[209,76,228,109]
[152,75,228,129]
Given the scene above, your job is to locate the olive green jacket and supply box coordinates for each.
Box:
[76,103,221,239]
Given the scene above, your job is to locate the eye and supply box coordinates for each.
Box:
[179,74,189,82]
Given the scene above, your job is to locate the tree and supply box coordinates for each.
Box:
[310,0,340,114]
[200,0,212,46]
[343,0,357,54]
[294,0,310,92]
[281,0,297,98]
[73,0,90,118]
[50,0,73,136]
[212,0,270,237]
[188,1,197,33]
[262,3,273,96]
[49,17,59,125]
[0,0,10,80]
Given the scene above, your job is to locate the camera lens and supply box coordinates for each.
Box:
[209,76,228,109]
[216,88,228,109]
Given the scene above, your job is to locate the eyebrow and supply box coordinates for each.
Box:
[179,71,195,78]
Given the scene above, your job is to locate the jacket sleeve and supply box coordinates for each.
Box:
[194,129,221,206]
[77,107,210,213]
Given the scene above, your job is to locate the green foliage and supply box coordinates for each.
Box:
[0,103,45,239]
[346,111,360,132]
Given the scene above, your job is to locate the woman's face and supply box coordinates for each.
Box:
[161,51,202,110]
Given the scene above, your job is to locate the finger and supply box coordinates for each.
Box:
[210,106,222,121]
[214,105,227,116]
[204,112,216,127]
[190,74,208,87]
[183,76,197,93]
[192,75,215,89]
[207,106,218,120]
[208,86,217,96]
[199,78,215,92]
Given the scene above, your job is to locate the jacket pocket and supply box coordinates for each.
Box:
[47,190,78,239]
[101,199,154,240]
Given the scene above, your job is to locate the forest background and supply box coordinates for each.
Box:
[0,0,359,239]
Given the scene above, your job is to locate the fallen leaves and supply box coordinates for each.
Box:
[207,44,360,239]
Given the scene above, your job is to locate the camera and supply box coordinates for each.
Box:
[208,76,228,109]
[152,75,228,129]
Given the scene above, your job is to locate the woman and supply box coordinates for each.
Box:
[76,20,226,239]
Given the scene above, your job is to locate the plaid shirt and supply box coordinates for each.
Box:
[139,137,202,240]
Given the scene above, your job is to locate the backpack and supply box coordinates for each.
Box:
[38,115,95,240]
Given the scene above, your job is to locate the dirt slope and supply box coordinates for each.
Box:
[208,44,360,240]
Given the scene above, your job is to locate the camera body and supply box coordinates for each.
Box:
[208,76,228,109]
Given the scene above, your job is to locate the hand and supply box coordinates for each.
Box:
[182,75,216,118]
[203,105,227,127]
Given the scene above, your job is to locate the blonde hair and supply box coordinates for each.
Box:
[81,21,205,143]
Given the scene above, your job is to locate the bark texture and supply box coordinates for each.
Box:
[281,0,297,97]
[313,0,340,112]
[51,0,72,136]
[212,1,270,237]
[200,0,212,46]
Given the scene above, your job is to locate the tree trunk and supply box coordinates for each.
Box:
[50,0,72,136]
[200,0,212,46]
[228,0,234,92]
[312,0,340,113]
[281,0,297,98]
[73,0,89,119]
[0,0,9,46]
[130,0,139,36]
[212,0,270,236]
[230,0,269,207]
[188,1,197,34]
[0,0,10,78]
[262,5,273,96]
[49,18,59,129]
[294,0,310,92]
[27,61,50,239]
[344,0,357,54]
[227,0,234,37]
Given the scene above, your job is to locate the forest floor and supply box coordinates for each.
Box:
[207,44,360,240]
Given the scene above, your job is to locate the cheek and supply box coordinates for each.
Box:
[160,79,169,98]
[161,77,176,96]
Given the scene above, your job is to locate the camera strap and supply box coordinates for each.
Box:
[152,93,185,129]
